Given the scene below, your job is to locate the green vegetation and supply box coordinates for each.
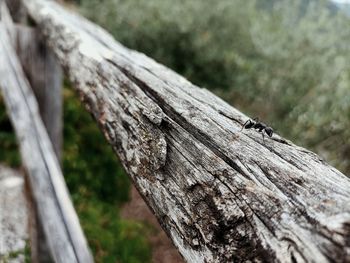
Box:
[0,240,31,263]
[63,86,152,263]
[73,194,151,263]
[1,0,350,262]
[0,96,21,167]
[0,88,152,263]
[63,86,129,204]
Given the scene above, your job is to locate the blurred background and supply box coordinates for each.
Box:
[1,0,350,262]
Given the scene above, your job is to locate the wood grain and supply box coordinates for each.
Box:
[16,25,63,160]
[20,0,350,262]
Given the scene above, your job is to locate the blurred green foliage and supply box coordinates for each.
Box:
[79,0,350,175]
[63,86,152,263]
[0,88,152,263]
[74,195,151,263]
[63,86,130,204]
[0,240,31,263]
[0,96,21,167]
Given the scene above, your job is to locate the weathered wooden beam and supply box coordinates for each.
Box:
[15,25,63,263]
[0,0,15,44]
[0,4,93,263]
[22,0,350,262]
[4,0,26,23]
[16,25,63,161]
[2,2,63,259]
[1,0,63,160]
[7,3,63,261]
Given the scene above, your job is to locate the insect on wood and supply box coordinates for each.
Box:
[241,117,274,142]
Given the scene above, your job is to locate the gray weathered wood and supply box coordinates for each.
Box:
[2,3,63,259]
[10,4,63,261]
[0,0,15,45]
[4,0,26,23]
[22,0,350,262]
[26,177,54,263]
[0,4,93,263]
[16,25,63,160]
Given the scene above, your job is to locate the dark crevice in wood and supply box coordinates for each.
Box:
[110,62,253,181]
[162,120,274,260]
[217,109,244,126]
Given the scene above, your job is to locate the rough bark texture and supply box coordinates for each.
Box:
[0,3,93,262]
[21,0,350,262]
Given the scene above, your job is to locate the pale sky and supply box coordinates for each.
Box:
[332,0,350,4]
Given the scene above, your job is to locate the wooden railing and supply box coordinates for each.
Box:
[0,1,92,262]
[1,0,350,262]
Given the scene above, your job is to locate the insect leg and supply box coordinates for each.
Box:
[262,130,265,143]
[241,119,250,131]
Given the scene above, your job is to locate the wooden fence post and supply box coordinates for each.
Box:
[4,0,26,23]
[16,26,63,161]
[1,2,92,262]
[1,2,63,261]
[17,27,63,263]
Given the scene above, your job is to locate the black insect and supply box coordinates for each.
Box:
[241,117,274,142]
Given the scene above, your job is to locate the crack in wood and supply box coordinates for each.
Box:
[20,1,350,261]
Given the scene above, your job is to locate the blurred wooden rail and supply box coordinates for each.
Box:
[0,1,92,262]
[1,0,350,262]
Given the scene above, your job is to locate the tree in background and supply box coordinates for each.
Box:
[250,0,350,172]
